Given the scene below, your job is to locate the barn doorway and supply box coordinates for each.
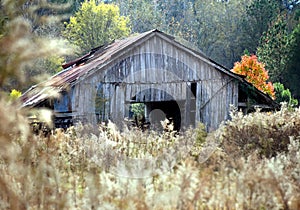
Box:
[146,101,182,131]
[129,100,182,131]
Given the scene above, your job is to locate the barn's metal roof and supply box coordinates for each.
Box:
[21,30,156,106]
[20,29,278,109]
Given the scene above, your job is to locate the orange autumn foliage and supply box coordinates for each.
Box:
[231,54,275,99]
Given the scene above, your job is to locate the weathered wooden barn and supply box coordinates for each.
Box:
[21,29,278,131]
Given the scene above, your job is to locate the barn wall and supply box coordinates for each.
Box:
[196,76,239,130]
[72,34,239,130]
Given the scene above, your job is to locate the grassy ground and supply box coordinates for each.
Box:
[1,101,300,209]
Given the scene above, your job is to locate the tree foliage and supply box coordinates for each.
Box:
[130,103,145,120]
[63,0,130,54]
[231,54,275,99]
[112,0,162,33]
[32,55,65,76]
[257,13,290,83]
[257,11,300,100]
[111,0,282,69]
[274,82,298,107]
[284,21,300,99]
[240,0,280,54]
[9,89,22,101]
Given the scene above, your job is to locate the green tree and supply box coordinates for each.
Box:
[26,14,67,82]
[63,0,130,54]
[257,6,300,99]
[192,0,250,68]
[285,21,300,99]
[31,55,65,77]
[50,0,84,14]
[273,82,298,107]
[112,0,162,33]
[257,13,290,83]
[240,0,280,54]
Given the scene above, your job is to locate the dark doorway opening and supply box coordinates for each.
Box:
[145,100,182,131]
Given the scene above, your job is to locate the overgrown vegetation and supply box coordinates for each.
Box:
[219,105,300,158]
[0,0,71,91]
[1,107,300,209]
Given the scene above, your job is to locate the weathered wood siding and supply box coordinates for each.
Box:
[71,34,239,130]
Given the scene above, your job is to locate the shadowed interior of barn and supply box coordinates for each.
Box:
[21,29,279,131]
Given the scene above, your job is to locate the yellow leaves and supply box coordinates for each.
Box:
[63,0,130,54]
[9,89,22,101]
[69,16,77,25]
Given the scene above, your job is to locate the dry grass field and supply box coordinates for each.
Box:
[0,100,300,209]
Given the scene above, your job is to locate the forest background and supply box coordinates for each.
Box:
[1,0,300,101]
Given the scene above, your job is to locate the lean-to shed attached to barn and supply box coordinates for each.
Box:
[21,29,278,131]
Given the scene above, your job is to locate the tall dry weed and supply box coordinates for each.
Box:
[217,104,300,158]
